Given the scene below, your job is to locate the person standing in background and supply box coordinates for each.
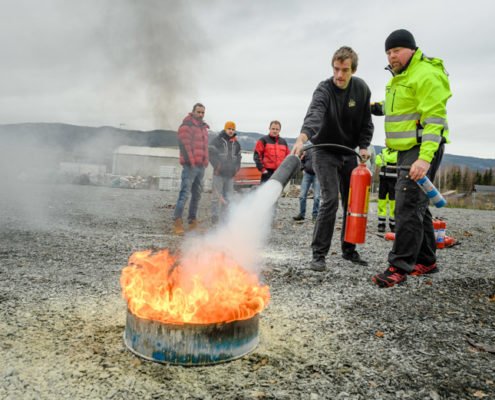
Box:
[172,103,209,235]
[293,147,320,223]
[209,121,242,224]
[375,146,398,233]
[253,120,291,184]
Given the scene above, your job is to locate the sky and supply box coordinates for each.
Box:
[0,0,494,159]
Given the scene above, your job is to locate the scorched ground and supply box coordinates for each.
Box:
[0,183,494,399]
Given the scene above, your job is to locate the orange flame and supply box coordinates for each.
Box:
[120,249,270,324]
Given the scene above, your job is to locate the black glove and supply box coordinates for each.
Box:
[370,102,384,116]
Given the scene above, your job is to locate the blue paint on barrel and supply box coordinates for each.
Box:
[123,309,260,365]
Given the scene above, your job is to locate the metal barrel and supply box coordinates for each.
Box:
[268,155,301,187]
[124,309,260,366]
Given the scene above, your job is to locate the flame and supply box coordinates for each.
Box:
[120,249,270,324]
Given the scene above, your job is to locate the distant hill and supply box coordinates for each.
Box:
[1,123,493,172]
[0,122,178,149]
[0,123,178,169]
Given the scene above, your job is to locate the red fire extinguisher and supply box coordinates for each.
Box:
[344,163,372,244]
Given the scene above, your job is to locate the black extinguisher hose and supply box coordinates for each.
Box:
[301,142,365,162]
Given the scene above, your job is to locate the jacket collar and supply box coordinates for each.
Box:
[220,130,237,140]
[184,113,209,127]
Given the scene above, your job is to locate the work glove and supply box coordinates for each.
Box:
[370,102,384,116]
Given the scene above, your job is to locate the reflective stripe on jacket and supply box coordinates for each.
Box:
[384,48,452,162]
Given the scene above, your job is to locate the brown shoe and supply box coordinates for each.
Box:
[173,218,184,235]
[188,219,199,231]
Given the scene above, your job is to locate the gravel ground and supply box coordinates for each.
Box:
[1,182,494,400]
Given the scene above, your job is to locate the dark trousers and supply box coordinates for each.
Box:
[312,150,357,261]
[378,177,396,202]
[388,144,444,272]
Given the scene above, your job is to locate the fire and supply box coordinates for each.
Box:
[120,249,270,324]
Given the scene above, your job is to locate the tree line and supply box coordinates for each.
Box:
[434,165,494,192]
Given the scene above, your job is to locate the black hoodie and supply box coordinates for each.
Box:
[301,77,373,150]
[209,131,242,178]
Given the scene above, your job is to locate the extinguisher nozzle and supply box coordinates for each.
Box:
[268,155,301,188]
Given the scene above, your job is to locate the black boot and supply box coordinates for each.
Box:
[342,251,368,266]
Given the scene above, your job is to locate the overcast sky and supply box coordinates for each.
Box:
[1,0,494,158]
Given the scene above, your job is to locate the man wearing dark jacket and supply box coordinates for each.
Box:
[173,103,209,235]
[292,46,374,271]
[209,121,242,224]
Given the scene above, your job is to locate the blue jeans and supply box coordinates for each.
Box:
[299,172,320,218]
[211,175,234,221]
[173,165,205,223]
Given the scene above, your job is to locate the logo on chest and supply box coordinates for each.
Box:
[348,99,356,108]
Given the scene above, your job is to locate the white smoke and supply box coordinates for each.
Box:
[179,180,283,275]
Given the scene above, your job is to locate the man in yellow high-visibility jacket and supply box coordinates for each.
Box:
[375,147,398,233]
[371,29,452,288]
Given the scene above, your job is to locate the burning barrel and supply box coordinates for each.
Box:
[124,309,259,365]
[120,249,270,366]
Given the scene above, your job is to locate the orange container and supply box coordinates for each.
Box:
[234,166,262,189]
[384,232,396,241]
[433,219,447,249]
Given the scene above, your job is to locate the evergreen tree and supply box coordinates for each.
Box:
[451,166,461,190]
[482,168,494,185]
[474,170,482,185]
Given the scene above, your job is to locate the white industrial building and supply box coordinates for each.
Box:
[112,145,214,191]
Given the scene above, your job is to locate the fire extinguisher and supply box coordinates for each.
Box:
[344,163,372,244]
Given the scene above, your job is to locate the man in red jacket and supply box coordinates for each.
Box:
[173,103,209,235]
[253,120,291,183]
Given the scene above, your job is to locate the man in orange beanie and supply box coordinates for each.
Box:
[209,121,242,224]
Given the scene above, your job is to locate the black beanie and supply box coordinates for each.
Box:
[385,29,416,51]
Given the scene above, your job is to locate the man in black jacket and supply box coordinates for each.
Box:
[209,121,242,224]
[292,46,374,271]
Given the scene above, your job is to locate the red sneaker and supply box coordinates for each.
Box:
[410,263,438,276]
[372,266,407,288]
